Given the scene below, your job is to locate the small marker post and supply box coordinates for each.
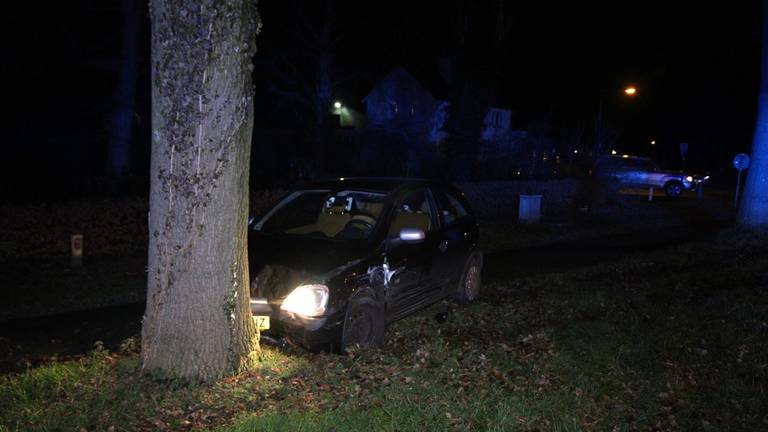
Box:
[71,234,83,267]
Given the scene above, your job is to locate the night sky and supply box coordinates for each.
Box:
[1,0,762,200]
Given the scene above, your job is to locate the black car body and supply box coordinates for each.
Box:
[247,178,482,352]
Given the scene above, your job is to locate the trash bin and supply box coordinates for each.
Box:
[519,194,542,223]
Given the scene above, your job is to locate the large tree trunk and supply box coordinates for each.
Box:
[740,0,768,226]
[142,0,260,381]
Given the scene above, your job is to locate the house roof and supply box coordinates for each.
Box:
[401,64,451,101]
[362,63,516,112]
[362,64,451,102]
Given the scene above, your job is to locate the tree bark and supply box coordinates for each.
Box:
[740,0,768,226]
[143,0,261,381]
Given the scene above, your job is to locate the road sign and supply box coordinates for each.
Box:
[733,153,750,171]
[733,153,750,209]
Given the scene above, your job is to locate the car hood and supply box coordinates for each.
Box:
[248,232,372,299]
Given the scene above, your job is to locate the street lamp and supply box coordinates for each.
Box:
[624,86,637,96]
[333,101,342,109]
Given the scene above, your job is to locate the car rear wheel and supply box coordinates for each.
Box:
[453,251,483,304]
[664,181,683,197]
[341,295,384,352]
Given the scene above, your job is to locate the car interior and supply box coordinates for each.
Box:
[285,194,384,238]
[263,189,435,240]
[387,192,432,237]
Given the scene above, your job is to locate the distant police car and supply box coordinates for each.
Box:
[247,178,482,352]
[593,155,709,197]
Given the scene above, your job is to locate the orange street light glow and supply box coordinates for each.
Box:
[624,86,637,96]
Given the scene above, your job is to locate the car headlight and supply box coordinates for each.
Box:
[280,284,329,317]
[685,176,694,183]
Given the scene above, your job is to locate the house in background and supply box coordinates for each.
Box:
[478,107,528,161]
[363,66,448,146]
[362,66,525,161]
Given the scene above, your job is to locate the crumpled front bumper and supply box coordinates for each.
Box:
[250,298,345,351]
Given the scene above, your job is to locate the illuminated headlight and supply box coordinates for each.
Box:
[280,284,328,317]
[685,176,694,183]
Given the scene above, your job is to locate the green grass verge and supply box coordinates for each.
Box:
[1,228,766,431]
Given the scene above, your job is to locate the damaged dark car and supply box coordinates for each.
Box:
[248,178,482,352]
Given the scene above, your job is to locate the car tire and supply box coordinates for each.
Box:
[664,181,683,197]
[453,251,483,304]
[341,293,384,352]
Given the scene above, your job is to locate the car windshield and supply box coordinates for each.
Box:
[254,189,387,240]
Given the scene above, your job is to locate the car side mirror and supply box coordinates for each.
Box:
[248,214,262,230]
[399,227,425,243]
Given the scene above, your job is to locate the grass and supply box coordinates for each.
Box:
[1,227,767,431]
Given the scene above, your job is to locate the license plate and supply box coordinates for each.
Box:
[253,315,270,330]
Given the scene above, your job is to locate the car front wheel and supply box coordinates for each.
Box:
[664,181,683,197]
[453,251,483,304]
[341,293,384,352]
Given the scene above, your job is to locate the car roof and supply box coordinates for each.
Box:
[306,177,445,194]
